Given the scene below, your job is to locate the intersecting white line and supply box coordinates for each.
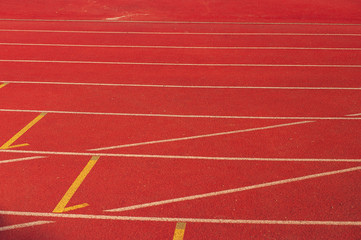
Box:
[0,221,54,232]
[0,210,360,226]
[4,81,361,90]
[1,43,361,51]
[1,149,361,162]
[0,156,46,164]
[1,108,361,120]
[104,165,361,212]
[90,121,312,151]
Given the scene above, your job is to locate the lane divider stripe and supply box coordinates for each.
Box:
[1,29,361,36]
[0,210,361,226]
[4,80,361,90]
[1,43,361,51]
[0,149,361,162]
[1,59,361,68]
[1,18,361,26]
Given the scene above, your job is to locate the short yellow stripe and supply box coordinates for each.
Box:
[53,156,99,213]
[0,83,8,89]
[173,222,186,240]
[0,112,47,149]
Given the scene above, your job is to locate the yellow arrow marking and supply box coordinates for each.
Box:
[0,82,8,89]
[173,222,186,240]
[53,156,99,213]
[0,112,47,150]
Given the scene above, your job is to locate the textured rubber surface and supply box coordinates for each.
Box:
[0,2,361,240]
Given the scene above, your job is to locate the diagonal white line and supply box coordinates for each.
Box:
[4,80,361,90]
[0,210,360,226]
[1,29,361,36]
[105,165,361,212]
[1,59,361,68]
[90,121,312,151]
[0,156,46,164]
[346,113,361,116]
[0,149,361,162]
[0,221,54,231]
[1,108,361,120]
[1,43,361,51]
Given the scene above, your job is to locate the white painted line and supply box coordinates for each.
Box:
[1,108,361,120]
[0,149,361,162]
[1,59,361,68]
[1,18,361,26]
[0,210,360,226]
[5,81,361,90]
[1,43,361,51]
[1,29,361,36]
[105,165,361,213]
[346,113,361,116]
[0,156,46,164]
[90,121,312,151]
[0,221,54,232]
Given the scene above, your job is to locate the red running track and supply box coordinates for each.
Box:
[1,0,361,23]
[0,4,361,240]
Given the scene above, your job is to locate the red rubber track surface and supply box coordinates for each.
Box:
[1,1,361,240]
[1,0,361,23]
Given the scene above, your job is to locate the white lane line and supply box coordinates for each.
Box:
[4,81,361,90]
[1,29,361,36]
[105,165,361,213]
[1,18,361,26]
[0,156,46,164]
[0,149,360,162]
[90,121,312,151]
[1,43,361,51]
[1,60,361,68]
[1,108,361,120]
[0,210,360,226]
[0,221,54,232]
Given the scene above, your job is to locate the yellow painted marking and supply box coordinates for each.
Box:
[6,143,30,149]
[0,82,8,89]
[0,112,47,150]
[53,156,99,213]
[173,222,186,240]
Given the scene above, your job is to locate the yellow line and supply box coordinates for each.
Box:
[0,112,47,149]
[0,82,8,89]
[173,222,186,240]
[53,156,99,213]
